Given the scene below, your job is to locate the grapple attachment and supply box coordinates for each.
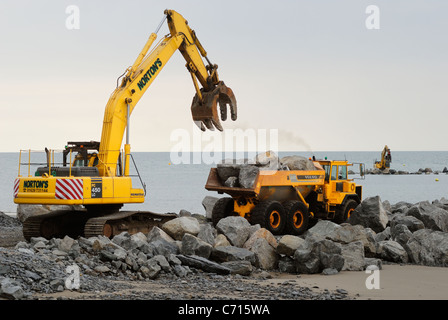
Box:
[191,81,237,131]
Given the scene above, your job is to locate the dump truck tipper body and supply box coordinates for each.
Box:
[206,159,363,235]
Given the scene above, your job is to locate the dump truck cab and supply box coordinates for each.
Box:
[314,160,363,222]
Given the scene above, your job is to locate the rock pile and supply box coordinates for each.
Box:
[1,195,448,299]
[217,152,316,189]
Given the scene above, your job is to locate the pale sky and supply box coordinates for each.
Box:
[1,0,447,152]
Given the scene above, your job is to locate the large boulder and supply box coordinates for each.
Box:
[347,196,389,233]
[177,255,231,275]
[161,217,200,241]
[254,151,280,169]
[326,223,377,257]
[201,196,220,220]
[404,229,448,267]
[390,224,413,247]
[248,238,279,270]
[216,216,251,247]
[280,155,316,171]
[276,235,306,257]
[181,233,213,259]
[243,228,277,250]
[238,165,260,189]
[211,246,256,265]
[406,201,448,232]
[376,240,408,263]
[304,220,341,239]
[340,241,365,271]
[293,237,344,274]
[390,215,425,233]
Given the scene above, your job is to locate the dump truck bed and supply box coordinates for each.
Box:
[205,167,326,199]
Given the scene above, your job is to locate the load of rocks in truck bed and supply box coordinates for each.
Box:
[217,151,317,189]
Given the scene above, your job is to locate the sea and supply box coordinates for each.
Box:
[1,151,448,215]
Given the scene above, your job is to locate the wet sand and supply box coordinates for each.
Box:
[267,264,448,300]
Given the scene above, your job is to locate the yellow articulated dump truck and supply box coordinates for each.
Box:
[205,159,364,236]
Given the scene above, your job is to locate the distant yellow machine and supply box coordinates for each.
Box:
[14,10,237,240]
[374,145,392,170]
[205,160,364,235]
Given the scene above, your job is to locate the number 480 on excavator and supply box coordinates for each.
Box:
[14,10,237,240]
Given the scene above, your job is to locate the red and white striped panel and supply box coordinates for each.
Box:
[13,179,20,198]
[55,179,84,200]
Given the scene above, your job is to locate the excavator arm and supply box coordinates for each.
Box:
[98,10,237,177]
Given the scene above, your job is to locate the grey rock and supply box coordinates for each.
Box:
[340,241,365,271]
[404,229,448,266]
[304,220,341,239]
[214,234,231,248]
[150,239,179,257]
[147,226,176,243]
[278,256,296,273]
[211,246,256,265]
[177,254,231,275]
[179,209,192,217]
[181,233,213,259]
[347,196,389,233]
[294,237,344,274]
[390,215,425,233]
[216,216,251,247]
[221,260,253,276]
[94,265,111,273]
[390,224,413,246]
[173,265,189,277]
[322,268,339,275]
[202,196,220,220]
[151,255,171,272]
[0,277,25,300]
[142,259,161,279]
[327,223,377,257]
[243,228,277,250]
[238,165,260,189]
[374,227,391,242]
[280,155,316,171]
[224,176,239,188]
[276,235,306,257]
[162,217,201,241]
[376,240,408,263]
[249,238,279,270]
[197,223,216,246]
[406,201,448,232]
[217,162,243,182]
[364,258,383,270]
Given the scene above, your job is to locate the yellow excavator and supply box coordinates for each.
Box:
[374,145,392,170]
[14,10,237,240]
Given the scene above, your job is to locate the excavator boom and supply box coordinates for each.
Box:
[14,10,237,240]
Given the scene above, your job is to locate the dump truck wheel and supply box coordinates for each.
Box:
[211,197,235,226]
[284,201,309,236]
[251,200,286,235]
[335,199,358,223]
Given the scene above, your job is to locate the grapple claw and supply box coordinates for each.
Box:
[191,81,237,131]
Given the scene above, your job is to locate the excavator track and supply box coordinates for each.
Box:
[22,209,92,241]
[23,209,177,240]
[84,211,177,238]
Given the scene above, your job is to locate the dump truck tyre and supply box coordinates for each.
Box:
[211,197,235,226]
[335,199,358,223]
[284,200,309,236]
[251,200,286,235]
